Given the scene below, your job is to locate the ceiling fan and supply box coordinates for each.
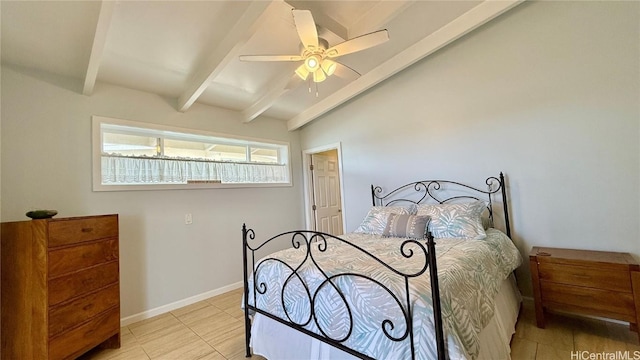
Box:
[239,9,389,84]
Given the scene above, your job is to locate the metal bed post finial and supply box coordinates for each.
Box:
[371,184,376,206]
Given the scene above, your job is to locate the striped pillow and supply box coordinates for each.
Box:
[383,214,430,239]
[354,205,417,235]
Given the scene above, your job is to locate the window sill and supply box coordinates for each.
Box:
[92,181,293,192]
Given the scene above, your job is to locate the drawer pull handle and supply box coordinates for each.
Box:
[81,228,93,233]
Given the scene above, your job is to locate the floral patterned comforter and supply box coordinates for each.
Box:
[247,228,522,359]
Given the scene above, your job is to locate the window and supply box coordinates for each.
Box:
[92,116,291,191]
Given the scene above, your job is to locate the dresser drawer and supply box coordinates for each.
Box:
[49,261,119,306]
[539,262,631,293]
[49,239,118,278]
[49,306,120,360]
[541,281,635,320]
[49,283,119,337]
[48,216,118,248]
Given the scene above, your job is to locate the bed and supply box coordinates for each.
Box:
[241,173,523,359]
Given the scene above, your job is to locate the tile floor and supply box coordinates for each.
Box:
[511,300,640,359]
[84,288,640,360]
[82,288,264,360]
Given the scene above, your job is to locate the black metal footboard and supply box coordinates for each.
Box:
[241,227,445,360]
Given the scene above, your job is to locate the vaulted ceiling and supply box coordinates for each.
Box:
[1,0,521,130]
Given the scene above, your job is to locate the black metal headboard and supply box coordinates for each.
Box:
[371,172,511,238]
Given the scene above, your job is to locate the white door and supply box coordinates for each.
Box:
[311,153,343,236]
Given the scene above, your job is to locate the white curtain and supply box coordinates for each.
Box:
[101,156,288,184]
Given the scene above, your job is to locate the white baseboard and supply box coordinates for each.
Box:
[121,281,243,326]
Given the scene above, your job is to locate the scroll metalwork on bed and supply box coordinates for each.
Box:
[371,173,510,237]
[242,226,445,360]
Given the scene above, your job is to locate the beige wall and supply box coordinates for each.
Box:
[299,1,640,296]
[0,65,305,317]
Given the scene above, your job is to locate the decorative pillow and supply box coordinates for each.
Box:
[416,201,487,240]
[383,214,430,239]
[354,205,416,235]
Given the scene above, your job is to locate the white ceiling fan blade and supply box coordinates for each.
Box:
[333,62,361,81]
[326,29,389,58]
[292,9,318,50]
[239,55,303,62]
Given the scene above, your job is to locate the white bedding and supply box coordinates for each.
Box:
[246,229,522,359]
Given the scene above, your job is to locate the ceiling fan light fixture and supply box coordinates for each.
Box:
[295,64,310,80]
[313,69,326,83]
[304,55,321,72]
[321,59,337,76]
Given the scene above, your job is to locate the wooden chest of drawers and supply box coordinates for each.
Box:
[530,247,640,341]
[1,214,120,359]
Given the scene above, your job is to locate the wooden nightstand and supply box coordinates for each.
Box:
[529,247,640,341]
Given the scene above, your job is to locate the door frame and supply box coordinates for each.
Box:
[302,143,346,234]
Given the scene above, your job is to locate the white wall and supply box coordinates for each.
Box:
[0,65,304,317]
[299,1,640,296]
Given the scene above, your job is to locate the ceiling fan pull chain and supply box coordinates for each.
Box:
[315,82,319,98]
[308,77,312,93]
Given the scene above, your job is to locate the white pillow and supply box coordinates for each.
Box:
[416,201,487,240]
[354,205,416,235]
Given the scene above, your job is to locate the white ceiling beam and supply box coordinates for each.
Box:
[177,1,289,113]
[83,0,115,96]
[287,0,523,131]
[242,71,300,123]
[348,1,413,38]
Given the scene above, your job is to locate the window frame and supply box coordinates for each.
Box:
[92,116,293,191]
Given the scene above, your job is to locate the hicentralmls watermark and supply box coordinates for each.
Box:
[571,351,640,360]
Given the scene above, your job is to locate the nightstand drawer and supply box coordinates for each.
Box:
[49,239,118,278]
[541,281,635,320]
[530,246,640,341]
[48,216,118,248]
[539,262,631,293]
